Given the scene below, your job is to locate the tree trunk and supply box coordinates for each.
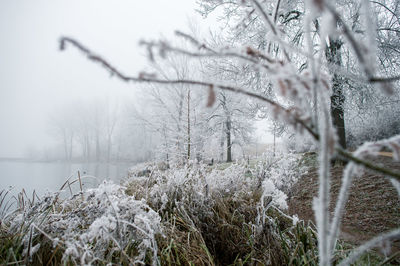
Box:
[187,89,191,161]
[107,136,111,163]
[273,124,276,157]
[326,38,347,149]
[331,75,346,149]
[226,118,232,162]
[86,134,91,162]
[63,130,68,161]
[220,124,225,161]
[95,134,101,162]
[68,132,73,161]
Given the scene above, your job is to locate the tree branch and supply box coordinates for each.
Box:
[60,36,314,136]
[250,0,291,62]
[140,39,275,71]
[324,3,374,80]
[337,148,400,181]
[59,36,400,181]
[273,0,281,24]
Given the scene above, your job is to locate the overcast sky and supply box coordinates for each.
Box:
[0,0,207,158]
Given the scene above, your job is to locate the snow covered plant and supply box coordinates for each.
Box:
[3,181,162,265]
[125,161,287,212]
[59,0,400,265]
[255,151,307,194]
[123,161,294,264]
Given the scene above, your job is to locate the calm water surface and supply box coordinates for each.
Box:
[0,161,133,202]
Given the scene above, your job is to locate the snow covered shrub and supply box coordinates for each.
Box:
[126,161,285,214]
[346,107,400,148]
[124,161,295,265]
[126,160,289,210]
[260,179,288,210]
[254,151,308,195]
[3,181,161,265]
[126,163,208,216]
[205,163,259,198]
[0,159,324,265]
[283,132,317,153]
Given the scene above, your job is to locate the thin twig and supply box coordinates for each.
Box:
[77,170,83,201]
[140,39,274,70]
[369,75,400,83]
[250,0,291,62]
[273,0,281,24]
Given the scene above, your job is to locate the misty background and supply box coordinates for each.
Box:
[0,0,197,158]
[0,0,272,159]
[0,0,273,196]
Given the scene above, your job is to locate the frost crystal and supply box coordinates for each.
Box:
[5,181,161,265]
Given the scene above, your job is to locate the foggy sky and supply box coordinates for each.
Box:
[0,0,274,158]
[0,0,200,158]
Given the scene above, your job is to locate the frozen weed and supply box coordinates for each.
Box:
[1,181,162,265]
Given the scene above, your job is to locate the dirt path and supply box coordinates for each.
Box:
[288,156,400,255]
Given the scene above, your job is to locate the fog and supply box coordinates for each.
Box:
[0,0,201,158]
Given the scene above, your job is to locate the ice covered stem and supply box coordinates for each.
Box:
[313,97,332,266]
[339,229,400,265]
[391,179,400,197]
[329,135,400,258]
[327,162,357,258]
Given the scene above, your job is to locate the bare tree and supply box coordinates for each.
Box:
[48,104,76,161]
[47,99,120,162]
[132,52,209,165]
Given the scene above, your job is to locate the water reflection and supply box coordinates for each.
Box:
[0,161,133,201]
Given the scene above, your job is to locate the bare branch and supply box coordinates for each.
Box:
[273,0,282,24]
[250,0,277,35]
[324,3,374,79]
[250,0,291,62]
[59,36,316,137]
[146,31,278,66]
[371,1,400,27]
[59,36,400,181]
[369,75,400,83]
[140,39,274,71]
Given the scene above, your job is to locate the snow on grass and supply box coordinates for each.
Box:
[5,181,161,265]
[1,153,308,264]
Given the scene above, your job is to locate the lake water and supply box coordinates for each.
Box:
[0,161,134,208]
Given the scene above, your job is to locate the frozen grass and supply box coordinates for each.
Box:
[1,181,162,265]
[0,152,383,265]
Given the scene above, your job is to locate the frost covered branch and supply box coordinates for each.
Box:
[59,36,317,139]
[329,135,400,259]
[59,36,400,182]
[323,2,398,91]
[337,148,400,181]
[249,0,291,61]
[139,39,274,71]
[338,228,400,266]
